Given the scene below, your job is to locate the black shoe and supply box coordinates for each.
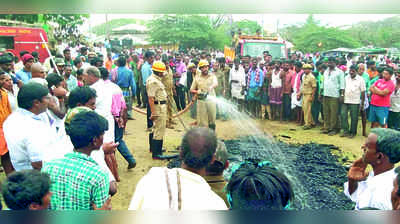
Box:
[127,162,136,169]
[152,154,179,160]
[328,130,338,136]
[152,140,178,160]
[208,124,216,131]
[149,133,153,153]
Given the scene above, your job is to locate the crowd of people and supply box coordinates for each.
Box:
[0,39,399,211]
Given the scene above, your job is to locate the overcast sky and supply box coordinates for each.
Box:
[84,14,398,32]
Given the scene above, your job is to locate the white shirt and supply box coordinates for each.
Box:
[3,109,58,171]
[29,77,48,87]
[229,65,246,100]
[271,69,282,88]
[344,168,397,210]
[344,75,366,104]
[14,61,24,73]
[390,87,400,112]
[129,167,228,210]
[91,79,114,142]
[6,86,18,112]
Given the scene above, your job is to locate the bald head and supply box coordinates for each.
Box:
[358,63,365,74]
[31,63,45,78]
[180,127,218,170]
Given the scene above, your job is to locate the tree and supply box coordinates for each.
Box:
[0,14,88,42]
[147,15,230,50]
[279,15,361,53]
[233,20,262,35]
[348,16,400,48]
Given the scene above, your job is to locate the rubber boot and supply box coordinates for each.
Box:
[208,124,216,131]
[149,133,153,153]
[152,140,179,160]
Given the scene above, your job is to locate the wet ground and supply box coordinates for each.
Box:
[224,137,354,210]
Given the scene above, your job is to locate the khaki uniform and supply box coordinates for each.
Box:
[301,73,317,127]
[215,69,225,96]
[205,176,228,207]
[161,68,175,123]
[146,74,168,140]
[190,73,218,128]
[222,66,231,98]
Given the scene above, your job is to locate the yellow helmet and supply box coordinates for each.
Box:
[302,64,313,69]
[152,61,166,72]
[198,60,209,68]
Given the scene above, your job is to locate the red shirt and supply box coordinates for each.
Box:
[283,70,294,94]
[371,79,395,107]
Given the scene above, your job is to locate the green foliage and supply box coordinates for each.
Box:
[233,20,262,35]
[280,15,361,53]
[147,15,230,50]
[90,18,145,36]
[349,16,400,48]
[0,14,88,41]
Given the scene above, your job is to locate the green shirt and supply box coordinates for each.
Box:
[361,72,370,93]
[42,152,110,210]
[130,61,140,82]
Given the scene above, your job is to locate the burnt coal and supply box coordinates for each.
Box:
[224,137,354,210]
[167,136,354,209]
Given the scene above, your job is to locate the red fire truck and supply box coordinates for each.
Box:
[0,26,49,63]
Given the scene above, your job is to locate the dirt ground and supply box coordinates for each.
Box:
[0,109,368,210]
[111,111,367,209]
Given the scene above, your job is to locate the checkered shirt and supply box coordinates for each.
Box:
[42,151,110,210]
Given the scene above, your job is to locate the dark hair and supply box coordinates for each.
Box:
[144,51,154,59]
[76,68,84,76]
[318,64,328,70]
[66,111,108,149]
[98,67,109,80]
[73,57,82,66]
[2,170,50,210]
[17,83,49,109]
[31,51,39,58]
[294,62,303,68]
[46,73,64,89]
[180,127,217,169]
[227,162,294,210]
[349,64,358,71]
[371,128,400,163]
[384,67,394,75]
[63,48,70,54]
[67,86,97,108]
[118,56,127,67]
[19,50,29,57]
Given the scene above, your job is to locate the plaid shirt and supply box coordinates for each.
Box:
[42,152,110,210]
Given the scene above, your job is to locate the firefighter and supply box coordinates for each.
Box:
[146,61,177,160]
[190,60,218,130]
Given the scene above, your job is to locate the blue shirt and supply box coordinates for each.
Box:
[15,69,32,84]
[116,66,136,96]
[65,75,78,91]
[248,68,264,88]
[141,61,152,86]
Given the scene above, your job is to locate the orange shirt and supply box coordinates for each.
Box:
[367,69,378,79]
[105,59,113,72]
[0,89,11,128]
[0,89,11,155]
